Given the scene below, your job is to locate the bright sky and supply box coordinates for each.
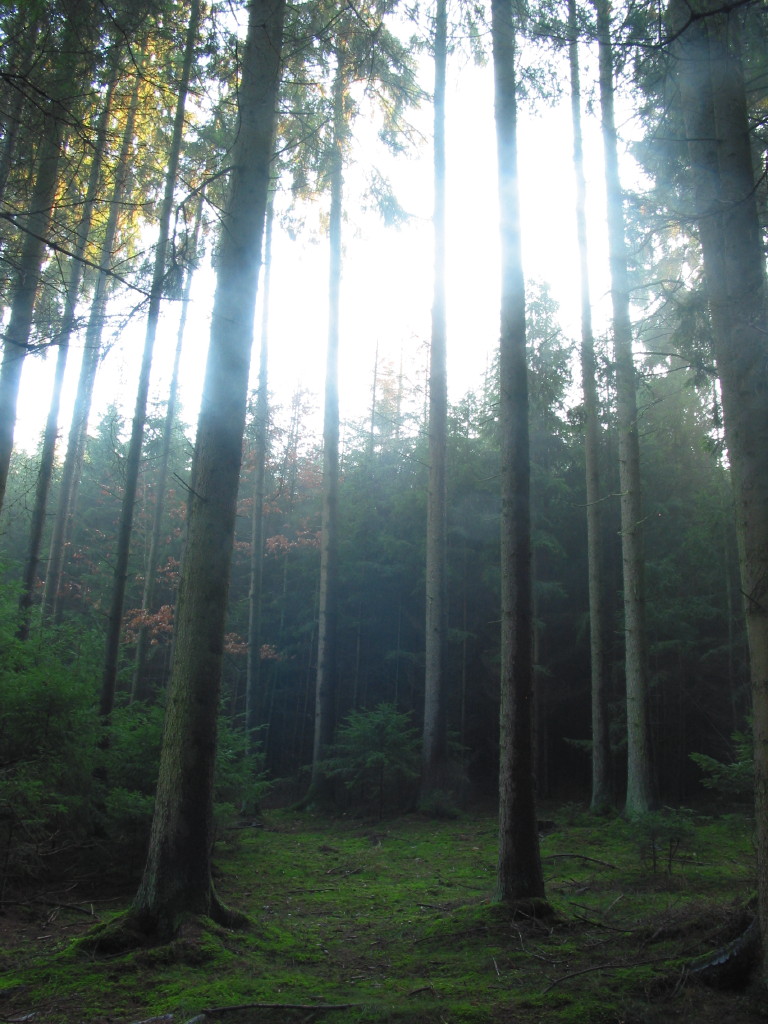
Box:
[13,36,620,456]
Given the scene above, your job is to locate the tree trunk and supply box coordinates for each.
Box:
[0,123,64,514]
[594,0,654,816]
[18,72,117,639]
[669,0,768,980]
[0,12,40,208]
[132,190,205,701]
[43,56,143,623]
[422,0,449,805]
[310,51,346,796]
[491,0,548,908]
[100,0,201,721]
[568,0,612,812]
[129,0,285,942]
[0,5,96,513]
[245,193,274,746]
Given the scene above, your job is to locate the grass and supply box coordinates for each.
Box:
[0,805,765,1023]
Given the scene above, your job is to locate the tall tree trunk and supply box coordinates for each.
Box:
[0,124,64,514]
[491,0,548,907]
[18,72,117,639]
[594,0,654,816]
[421,0,449,805]
[0,12,40,209]
[310,51,346,796]
[43,57,143,623]
[127,0,285,943]
[669,0,768,979]
[0,5,95,512]
[568,0,612,812]
[100,0,201,721]
[245,192,274,745]
[132,190,205,701]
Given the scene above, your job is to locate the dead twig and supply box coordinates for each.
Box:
[541,956,672,993]
[543,854,618,869]
[199,1003,358,1015]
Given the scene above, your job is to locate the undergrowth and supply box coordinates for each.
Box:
[0,807,765,1024]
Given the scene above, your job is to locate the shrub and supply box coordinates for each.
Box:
[320,703,420,817]
[630,807,697,873]
[0,614,101,894]
[690,731,753,798]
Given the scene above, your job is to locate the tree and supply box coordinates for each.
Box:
[567,0,612,812]
[491,0,548,907]
[43,45,145,623]
[668,0,768,980]
[422,0,450,805]
[0,0,100,513]
[594,0,654,816]
[123,0,286,942]
[132,190,205,701]
[310,46,345,799]
[17,66,119,639]
[245,194,274,744]
[100,0,203,721]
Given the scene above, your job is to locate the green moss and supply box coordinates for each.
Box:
[2,810,766,1024]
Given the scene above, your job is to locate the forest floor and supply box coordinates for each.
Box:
[0,805,766,1024]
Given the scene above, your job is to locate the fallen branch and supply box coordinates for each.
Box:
[198,1002,358,1015]
[542,956,671,993]
[543,854,617,869]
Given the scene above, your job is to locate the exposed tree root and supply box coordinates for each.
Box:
[686,917,760,990]
[75,893,251,956]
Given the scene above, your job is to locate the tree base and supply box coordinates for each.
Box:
[76,892,251,956]
[491,895,555,921]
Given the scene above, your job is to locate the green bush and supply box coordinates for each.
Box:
[690,731,753,798]
[0,588,271,889]
[629,808,697,873]
[320,703,420,817]
[0,614,101,894]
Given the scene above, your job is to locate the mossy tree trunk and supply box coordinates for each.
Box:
[669,0,768,981]
[129,0,285,940]
[491,0,548,907]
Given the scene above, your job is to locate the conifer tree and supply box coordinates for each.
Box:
[594,0,654,816]
[491,0,548,907]
[422,0,450,805]
[118,0,285,943]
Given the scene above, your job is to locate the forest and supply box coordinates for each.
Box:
[1,0,768,1019]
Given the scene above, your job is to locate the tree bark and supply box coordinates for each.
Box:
[568,0,612,812]
[0,11,40,209]
[422,0,449,804]
[100,0,201,721]
[130,0,285,940]
[18,71,117,639]
[132,190,205,701]
[0,4,96,513]
[245,193,274,745]
[594,0,654,816]
[491,0,547,907]
[43,54,143,623]
[310,51,346,796]
[669,0,768,980]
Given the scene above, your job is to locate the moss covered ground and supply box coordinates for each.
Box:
[0,805,766,1023]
